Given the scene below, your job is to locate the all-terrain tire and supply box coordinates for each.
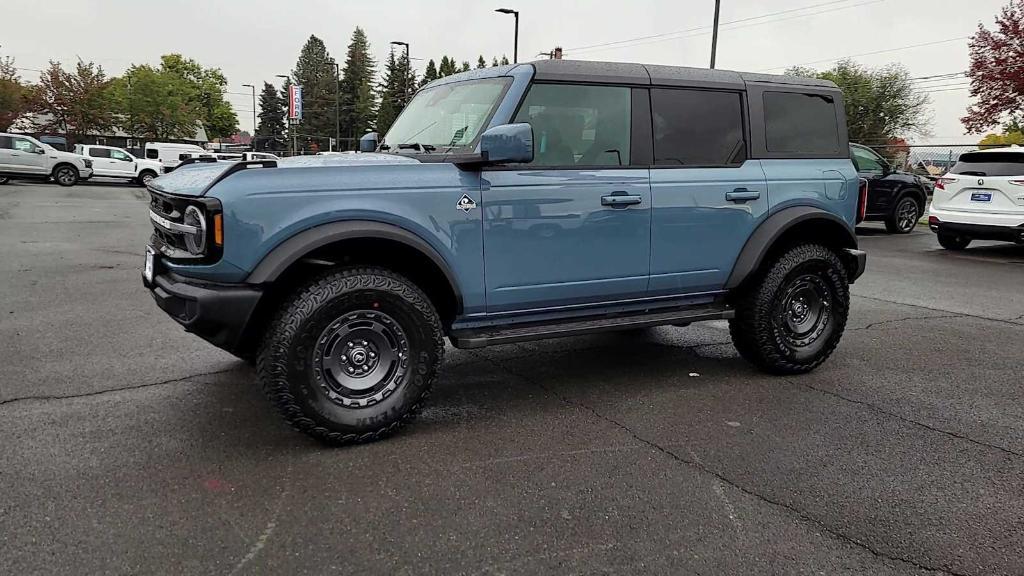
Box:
[729,244,850,375]
[257,267,444,445]
[885,195,921,234]
[937,233,971,251]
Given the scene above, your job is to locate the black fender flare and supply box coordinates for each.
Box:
[246,220,462,311]
[725,206,857,289]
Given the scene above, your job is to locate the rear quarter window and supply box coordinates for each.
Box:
[951,152,1024,177]
[763,91,840,156]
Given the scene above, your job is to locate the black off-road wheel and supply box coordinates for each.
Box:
[257,267,444,445]
[885,195,921,234]
[52,164,79,187]
[729,244,850,374]
[937,233,971,251]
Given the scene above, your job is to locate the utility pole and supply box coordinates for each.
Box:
[710,0,721,69]
[495,8,519,63]
[241,84,256,150]
[334,62,340,152]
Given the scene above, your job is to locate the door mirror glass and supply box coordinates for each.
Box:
[359,132,378,152]
[480,123,534,165]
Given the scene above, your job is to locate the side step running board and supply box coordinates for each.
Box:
[450,306,733,349]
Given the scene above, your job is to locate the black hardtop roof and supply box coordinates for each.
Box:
[529,59,838,91]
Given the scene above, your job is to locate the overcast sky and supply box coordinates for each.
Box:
[0,0,1011,143]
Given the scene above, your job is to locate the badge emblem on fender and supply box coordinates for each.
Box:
[457,194,477,213]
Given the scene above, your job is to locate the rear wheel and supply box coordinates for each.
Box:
[937,233,971,250]
[885,195,921,234]
[0,176,9,185]
[729,244,850,374]
[52,165,79,187]
[257,267,444,445]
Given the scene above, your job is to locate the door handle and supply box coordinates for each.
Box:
[726,188,760,203]
[601,194,642,208]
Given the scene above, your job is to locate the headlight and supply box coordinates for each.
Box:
[183,205,207,255]
[82,158,93,168]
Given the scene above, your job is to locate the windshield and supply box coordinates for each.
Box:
[383,77,511,151]
[951,152,1024,177]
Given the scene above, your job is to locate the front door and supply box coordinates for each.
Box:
[109,148,137,177]
[647,88,769,295]
[851,144,897,216]
[8,137,48,174]
[482,83,651,313]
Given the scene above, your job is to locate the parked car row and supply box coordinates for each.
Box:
[0,132,94,186]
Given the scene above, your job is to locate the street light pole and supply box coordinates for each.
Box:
[390,41,410,105]
[495,8,519,63]
[710,0,721,69]
[241,84,256,150]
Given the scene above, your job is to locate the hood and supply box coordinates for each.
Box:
[149,152,422,197]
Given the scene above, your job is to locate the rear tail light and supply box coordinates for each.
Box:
[935,177,957,190]
[856,178,868,224]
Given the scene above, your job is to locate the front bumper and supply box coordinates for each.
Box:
[929,220,1024,243]
[143,255,261,352]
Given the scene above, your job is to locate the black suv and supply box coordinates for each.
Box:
[851,143,929,234]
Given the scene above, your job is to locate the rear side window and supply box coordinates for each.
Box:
[513,83,631,167]
[89,147,111,158]
[951,152,1024,177]
[764,92,840,155]
[652,89,745,166]
[0,136,12,150]
[146,148,158,159]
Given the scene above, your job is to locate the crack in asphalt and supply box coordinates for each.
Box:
[0,368,237,407]
[796,380,1023,459]
[478,352,968,576]
[853,293,1024,328]
[850,314,964,332]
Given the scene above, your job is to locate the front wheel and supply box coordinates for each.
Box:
[0,176,9,185]
[885,195,921,234]
[937,233,971,250]
[257,267,444,445]
[52,165,79,187]
[729,244,850,374]
[137,171,157,186]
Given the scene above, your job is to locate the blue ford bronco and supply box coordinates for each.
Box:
[143,60,866,444]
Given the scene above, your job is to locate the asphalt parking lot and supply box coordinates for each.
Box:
[2,180,1023,575]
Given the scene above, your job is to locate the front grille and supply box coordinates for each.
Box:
[148,188,221,262]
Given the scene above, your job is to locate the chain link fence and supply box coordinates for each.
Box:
[858,143,978,181]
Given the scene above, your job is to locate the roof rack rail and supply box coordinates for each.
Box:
[201,159,278,195]
[177,156,218,168]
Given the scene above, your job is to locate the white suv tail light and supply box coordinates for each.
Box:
[935,177,957,191]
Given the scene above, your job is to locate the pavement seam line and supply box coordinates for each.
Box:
[795,380,1024,458]
[477,351,967,576]
[850,314,964,332]
[0,368,237,407]
[853,294,1024,328]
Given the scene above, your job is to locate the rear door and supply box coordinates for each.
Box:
[481,83,652,313]
[938,151,1024,214]
[648,87,768,295]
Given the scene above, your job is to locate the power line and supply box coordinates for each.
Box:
[760,36,971,71]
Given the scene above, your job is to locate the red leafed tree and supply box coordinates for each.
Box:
[962,0,1024,133]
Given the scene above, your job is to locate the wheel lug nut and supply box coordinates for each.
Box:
[348,342,354,348]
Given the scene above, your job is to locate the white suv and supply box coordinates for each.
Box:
[928,147,1024,250]
[74,144,162,186]
[0,133,94,186]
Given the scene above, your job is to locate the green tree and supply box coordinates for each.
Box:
[460,61,471,73]
[788,60,930,143]
[0,57,31,131]
[113,64,201,140]
[492,57,500,67]
[500,55,510,66]
[255,81,286,149]
[31,60,116,146]
[160,54,237,139]
[476,55,488,69]
[291,35,339,147]
[979,131,1024,147]
[339,27,377,146]
[438,56,458,77]
[420,59,438,87]
[376,50,401,135]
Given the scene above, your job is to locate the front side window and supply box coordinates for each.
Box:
[652,89,745,166]
[851,146,886,173]
[111,149,132,161]
[12,137,36,152]
[384,78,511,152]
[89,147,112,158]
[513,84,631,167]
[764,91,840,155]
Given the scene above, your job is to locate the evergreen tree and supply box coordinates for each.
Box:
[291,35,339,149]
[461,61,471,72]
[476,56,488,69]
[420,59,438,88]
[376,50,403,135]
[500,55,510,65]
[255,81,286,150]
[492,57,500,67]
[339,27,377,146]
[438,56,458,77]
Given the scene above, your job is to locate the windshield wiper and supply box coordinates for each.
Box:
[397,143,436,152]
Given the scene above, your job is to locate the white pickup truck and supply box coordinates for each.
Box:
[74,144,163,186]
